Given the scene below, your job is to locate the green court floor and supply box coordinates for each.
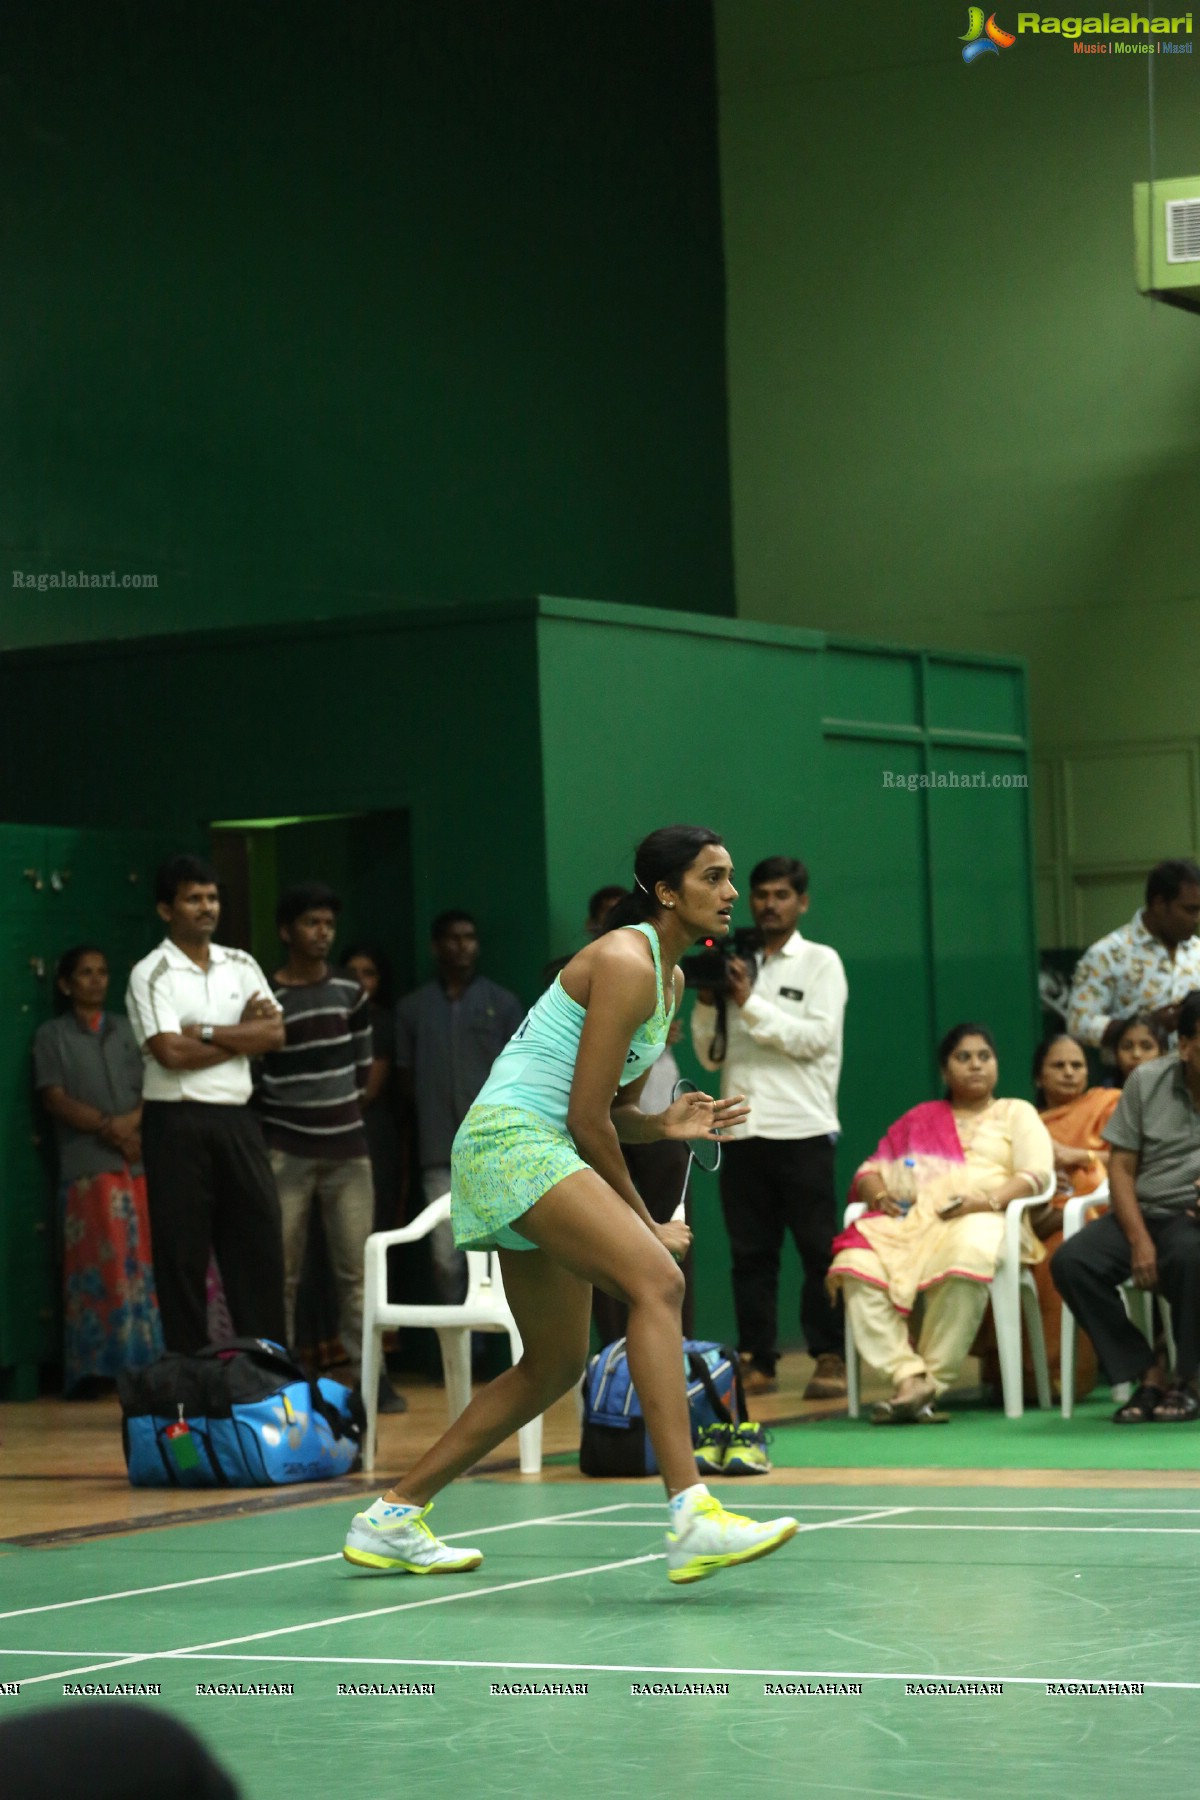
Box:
[3,1478,1198,1799]
[763,1397,1200,1469]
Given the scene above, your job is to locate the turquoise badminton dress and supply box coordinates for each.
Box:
[450,923,676,1252]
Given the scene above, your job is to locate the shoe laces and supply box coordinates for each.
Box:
[697,1422,733,1449]
[410,1505,439,1542]
[692,1494,752,1529]
[732,1422,773,1447]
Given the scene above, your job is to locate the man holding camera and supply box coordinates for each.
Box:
[691,856,848,1398]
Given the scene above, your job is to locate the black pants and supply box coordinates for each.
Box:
[719,1134,843,1371]
[1051,1209,1200,1386]
[142,1101,286,1354]
[592,1139,695,1344]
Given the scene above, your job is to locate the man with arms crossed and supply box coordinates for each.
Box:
[126,855,287,1352]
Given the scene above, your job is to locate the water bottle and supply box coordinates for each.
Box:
[895,1156,918,1215]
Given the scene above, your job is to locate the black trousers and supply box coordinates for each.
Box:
[1051,1210,1200,1385]
[142,1101,286,1354]
[592,1139,695,1344]
[718,1134,843,1370]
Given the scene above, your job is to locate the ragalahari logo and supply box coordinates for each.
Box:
[961,8,1017,59]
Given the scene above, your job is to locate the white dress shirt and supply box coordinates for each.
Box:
[690,930,847,1140]
[126,938,276,1104]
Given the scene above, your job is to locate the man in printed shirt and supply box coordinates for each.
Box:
[259,883,379,1394]
[692,855,848,1398]
[1068,860,1200,1048]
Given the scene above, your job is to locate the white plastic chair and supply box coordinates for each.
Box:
[360,1193,543,1475]
[844,1174,1055,1422]
[1058,1181,1174,1418]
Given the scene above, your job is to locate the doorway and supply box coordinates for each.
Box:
[208,810,413,989]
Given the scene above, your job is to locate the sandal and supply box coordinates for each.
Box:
[1112,1383,1165,1424]
[870,1384,938,1425]
[913,1403,951,1424]
[1151,1387,1200,1423]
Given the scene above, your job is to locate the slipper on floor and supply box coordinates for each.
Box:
[913,1403,951,1424]
[1112,1383,1165,1424]
[1151,1387,1200,1423]
[870,1390,937,1424]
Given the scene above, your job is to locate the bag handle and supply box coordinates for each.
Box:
[195,1338,311,1386]
[197,1339,360,1446]
[685,1350,735,1428]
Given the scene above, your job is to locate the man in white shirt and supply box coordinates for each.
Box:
[691,856,848,1398]
[126,855,288,1353]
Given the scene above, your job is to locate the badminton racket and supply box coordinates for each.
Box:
[670,1076,723,1222]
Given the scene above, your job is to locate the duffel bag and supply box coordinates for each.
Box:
[117,1338,363,1488]
[579,1337,744,1477]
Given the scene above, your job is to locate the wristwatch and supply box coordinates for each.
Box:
[200,1025,215,1043]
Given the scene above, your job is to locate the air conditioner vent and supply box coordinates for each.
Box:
[1166,197,1200,265]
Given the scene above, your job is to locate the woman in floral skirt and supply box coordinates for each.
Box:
[34,946,163,1392]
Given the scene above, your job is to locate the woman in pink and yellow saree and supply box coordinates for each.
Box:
[828,1024,1053,1423]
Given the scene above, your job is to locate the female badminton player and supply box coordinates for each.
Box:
[343,825,799,1586]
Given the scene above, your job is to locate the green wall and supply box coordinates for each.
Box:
[0,610,549,1003]
[1,1,733,649]
[535,601,1038,1340]
[715,3,1200,944]
[0,599,1037,1353]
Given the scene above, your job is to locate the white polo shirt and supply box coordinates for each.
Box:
[689,931,847,1140]
[126,938,275,1104]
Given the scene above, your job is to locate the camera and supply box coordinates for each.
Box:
[680,926,762,990]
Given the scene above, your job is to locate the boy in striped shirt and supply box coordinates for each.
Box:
[261,883,378,1394]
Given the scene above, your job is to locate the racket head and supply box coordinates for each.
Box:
[672,1077,722,1175]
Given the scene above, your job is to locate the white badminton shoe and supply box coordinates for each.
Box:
[342,1500,484,1574]
[666,1489,798,1585]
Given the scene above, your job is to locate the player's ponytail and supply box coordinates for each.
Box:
[597,825,725,934]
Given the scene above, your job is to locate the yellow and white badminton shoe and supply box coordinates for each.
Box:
[343,1499,484,1574]
[666,1487,797,1584]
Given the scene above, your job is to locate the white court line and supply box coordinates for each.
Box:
[14,1552,663,1688]
[623,1502,1200,1518]
[533,1507,911,1532]
[10,1651,1200,1694]
[0,1502,632,1624]
[822,1523,1200,1536]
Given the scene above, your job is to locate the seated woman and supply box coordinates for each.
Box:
[828,1023,1053,1423]
[1106,1012,1169,1087]
[1038,1032,1119,1200]
[978,1032,1117,1400]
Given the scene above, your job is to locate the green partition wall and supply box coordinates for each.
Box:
[0,600,1037,1373]
[534,602,1039,1337]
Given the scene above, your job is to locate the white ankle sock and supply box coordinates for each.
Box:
[365,1497,420,1524]
[667,1483,709,1521]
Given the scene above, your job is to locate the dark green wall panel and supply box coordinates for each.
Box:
[925,661,1026,740]
[1,1,732,650]
[926,747,1040,1086]
[0,613,548,1001]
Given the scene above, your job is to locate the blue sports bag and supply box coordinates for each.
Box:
[579,1337,744,1477]
[118,1338,362,1488]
